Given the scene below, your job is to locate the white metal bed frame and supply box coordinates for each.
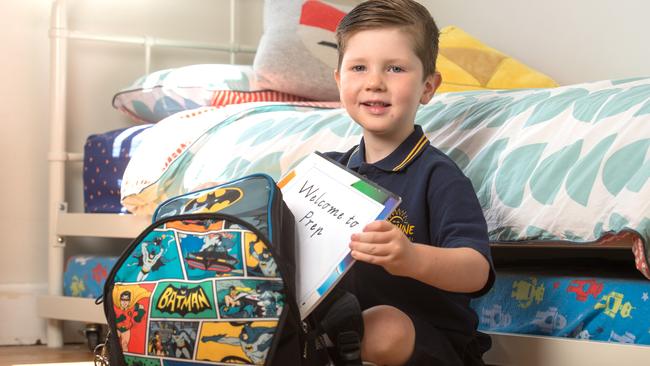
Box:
[39,0,256,349]
[39,0,650,364]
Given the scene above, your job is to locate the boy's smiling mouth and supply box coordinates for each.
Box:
[361,100,391,114]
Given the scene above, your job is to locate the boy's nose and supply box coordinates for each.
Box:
[365,72,386,91]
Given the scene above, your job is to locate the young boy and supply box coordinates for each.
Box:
[325,1,495,365]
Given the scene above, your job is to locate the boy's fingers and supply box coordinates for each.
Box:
[350,249,387,265]
[349,241,390,256]
[363,220,393,232]
[351,230,392,243]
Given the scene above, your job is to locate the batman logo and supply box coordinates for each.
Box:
[156,284,213,316]
[183,187,243,214]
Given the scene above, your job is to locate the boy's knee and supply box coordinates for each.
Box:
[362,305,415,365]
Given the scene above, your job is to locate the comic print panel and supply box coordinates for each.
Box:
[166,218,224,233]
[216,278,285,320]
[116,230,184,283]
[221,213,267,238]
[178,229,244,279]
[113,283,155,355]
[124,355,162,366]
[195,321,278,365]
[244,232,279,278]
[147,320,200,360]
[150,281,217,319]
[162,360,215,366]
[154,177,271,240]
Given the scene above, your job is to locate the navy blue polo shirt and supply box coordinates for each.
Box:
[325,124,495,335]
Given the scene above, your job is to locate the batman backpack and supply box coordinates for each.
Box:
[97,174,362,366]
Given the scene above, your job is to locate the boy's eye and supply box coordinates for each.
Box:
[351,65,366,72]
[388,65,405,73]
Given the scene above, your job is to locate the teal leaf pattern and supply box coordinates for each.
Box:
[526,89,589,126]
[158,70,172,82]
[593,222,605,238]
[464,138,509,209]
[329,118,362,137]
[572,89,620,122]
[566,134,617,206]
[634,100,650,117]
[154,96,184,119]
[495,143,547,208]
[131,100,156,122]
[285,114,323,136]
[595,85,650,122]
[561,231,583,241]
[488,226,521,241]
[487,91,550,128]
[427,97,477,130]
[236,118,277,144]
[224,72,250,90]
[637,218,650,239]
[221,157,252,179]
[440,147,470,170]
[303,113,360,139]
[611,77,649,85]
[530,140,583,205]
[626,159,650,193]
[415,101,447,127]
[251,117,300,146]
[602,139,650,196]
[525,226,559,240]
[608,213,630,232]
[245,152,283,179]
[459,97,514,130]
[182,98,201,111]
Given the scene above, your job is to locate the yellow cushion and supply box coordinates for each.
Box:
[437,26,559,93]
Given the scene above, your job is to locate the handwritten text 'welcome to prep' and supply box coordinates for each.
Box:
[297,180,360,238]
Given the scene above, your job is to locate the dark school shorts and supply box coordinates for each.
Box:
[404,315,490,366]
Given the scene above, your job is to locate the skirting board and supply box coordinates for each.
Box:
[0,283,47,345]
[484,332,650,366]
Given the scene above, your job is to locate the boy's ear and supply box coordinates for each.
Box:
[420,71,442,104]
[334,69,341,90]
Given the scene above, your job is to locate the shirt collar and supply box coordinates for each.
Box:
[348,125,429,172]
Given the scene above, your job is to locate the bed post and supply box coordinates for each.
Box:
[230,0,236,64]
[46,0,68,348]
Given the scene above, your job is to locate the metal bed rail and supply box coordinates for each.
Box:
[45,0,257,347]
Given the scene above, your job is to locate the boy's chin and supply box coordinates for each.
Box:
[360,123,413,138]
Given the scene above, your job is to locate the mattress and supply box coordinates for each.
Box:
[83,124,152,213]
[118,79,650,281]
[471,263,650,346]
[64,256,118,298]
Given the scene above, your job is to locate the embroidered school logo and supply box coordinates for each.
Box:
[388,208,415,239]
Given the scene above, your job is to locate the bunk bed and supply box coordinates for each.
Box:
[39,0,650,365]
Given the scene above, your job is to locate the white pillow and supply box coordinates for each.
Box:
[253,0,352,101]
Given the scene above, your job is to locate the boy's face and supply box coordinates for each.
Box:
[335,28,440,141]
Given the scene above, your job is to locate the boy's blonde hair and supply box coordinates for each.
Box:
[336,0,440,80]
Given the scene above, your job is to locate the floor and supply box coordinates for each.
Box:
[0,344,93,366]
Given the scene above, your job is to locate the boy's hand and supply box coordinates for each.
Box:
[349,220,416,277]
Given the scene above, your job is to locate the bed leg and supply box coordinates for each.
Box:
[46,319,64,348]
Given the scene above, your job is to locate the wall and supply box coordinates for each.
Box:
[0,0,263,345]
[422,0,650,85]
[1,0,650,346]
[0,0,51,345]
